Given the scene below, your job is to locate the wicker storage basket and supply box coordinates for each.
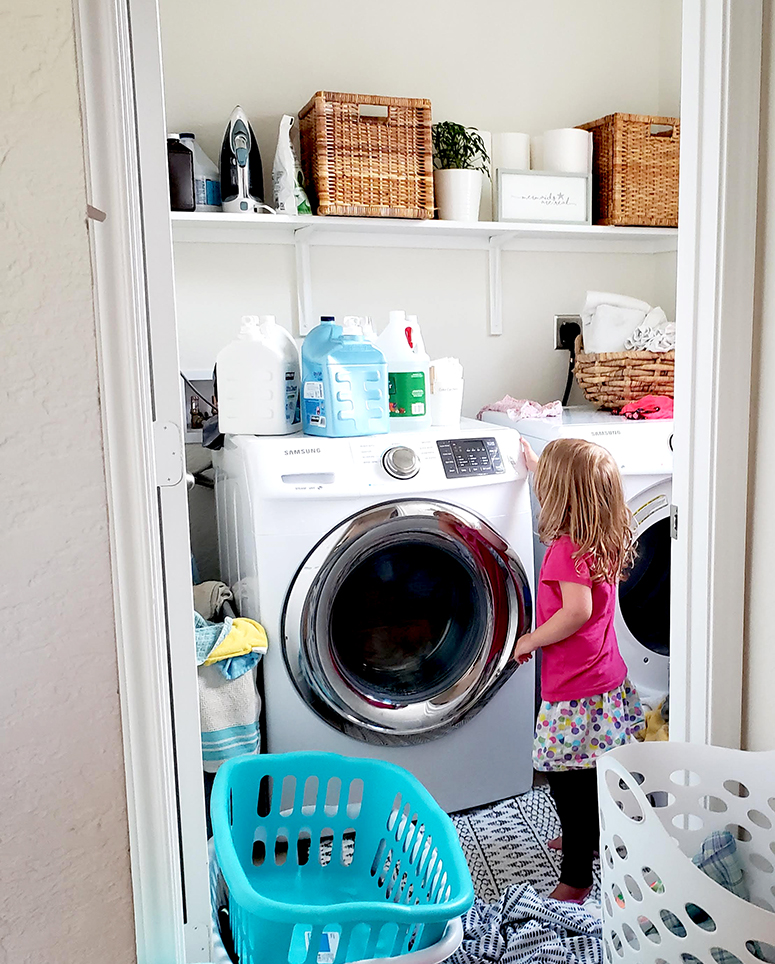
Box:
[574,335,674,410]
[578,113,679,226]
[298,91,434,219]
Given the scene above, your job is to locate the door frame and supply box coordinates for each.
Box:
[74,0,762,960]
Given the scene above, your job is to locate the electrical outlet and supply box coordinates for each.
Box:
[554,314,582,350]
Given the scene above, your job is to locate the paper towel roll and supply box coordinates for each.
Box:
[542,128,592,174]
[530,134,544,170]
[492,132,530,172]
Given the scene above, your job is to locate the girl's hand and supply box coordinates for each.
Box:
[520,437,539,473]
[514,632,536,664]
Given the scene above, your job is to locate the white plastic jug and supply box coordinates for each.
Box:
[216,315,300,435]
[377,310,432,431]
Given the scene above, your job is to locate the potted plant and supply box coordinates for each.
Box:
[431,122,490,221]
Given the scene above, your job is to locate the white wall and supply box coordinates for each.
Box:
[745,2,775,752]
[0,1,137,960]
[163,0,681,413]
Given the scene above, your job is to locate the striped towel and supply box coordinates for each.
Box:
[199,664,260,774]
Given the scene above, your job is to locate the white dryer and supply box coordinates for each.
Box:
[214,419,536,813]
[480,408,672,709]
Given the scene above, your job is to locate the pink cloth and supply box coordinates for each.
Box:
[536,535,628,702]
[617,394,673,419]
[477,396,562,421]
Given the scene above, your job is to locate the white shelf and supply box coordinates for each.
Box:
[170,211,678,254]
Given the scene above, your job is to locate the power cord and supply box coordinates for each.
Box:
[556,318,581,406]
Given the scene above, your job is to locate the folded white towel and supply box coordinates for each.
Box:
[581,291,652,353]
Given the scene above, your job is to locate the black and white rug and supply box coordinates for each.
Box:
[451,786,601,905]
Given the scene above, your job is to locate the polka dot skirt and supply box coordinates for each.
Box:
[533,677,645,772]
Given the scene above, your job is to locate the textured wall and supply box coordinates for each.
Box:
[746,4,775,752]
[0,1,137,960]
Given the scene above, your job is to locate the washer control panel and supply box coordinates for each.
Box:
[437,437,505,478]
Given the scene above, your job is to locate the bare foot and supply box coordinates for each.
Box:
[547,835,563,850]
[548,882,593,903]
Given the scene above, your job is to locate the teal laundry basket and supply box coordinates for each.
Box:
[211,752,474,964]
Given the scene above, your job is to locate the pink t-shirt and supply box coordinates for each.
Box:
[536,535,627,702]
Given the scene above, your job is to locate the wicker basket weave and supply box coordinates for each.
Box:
[574,335,674,410]
[298,91,434,219]
[578,113,679,226]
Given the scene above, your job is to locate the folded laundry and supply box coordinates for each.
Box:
[193,580,234,620]
[581,291,674,355]
[449,883,602,964]
[199,663,261,774]
[478,397,562,421]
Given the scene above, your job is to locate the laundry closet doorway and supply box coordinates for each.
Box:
[75,0,762,960]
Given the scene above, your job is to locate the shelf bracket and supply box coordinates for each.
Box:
[487,233,516,336]
[293,225,315,335]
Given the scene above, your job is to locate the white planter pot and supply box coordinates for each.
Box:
[434,169,482,221]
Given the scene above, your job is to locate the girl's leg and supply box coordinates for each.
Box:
[546,766,599,896]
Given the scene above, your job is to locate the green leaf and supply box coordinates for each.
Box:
[431,121,491,178]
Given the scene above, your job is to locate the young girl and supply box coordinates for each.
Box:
[515,436,644,903]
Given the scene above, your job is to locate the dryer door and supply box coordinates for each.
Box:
[282,499,532,744]
[615,479,672,706]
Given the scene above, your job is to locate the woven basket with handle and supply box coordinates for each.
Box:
[574,335,674,410]
[298,91,434,219]
[578,113,679,227]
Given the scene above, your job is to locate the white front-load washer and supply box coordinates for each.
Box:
[214,419,536,812]
[480,408,672,709]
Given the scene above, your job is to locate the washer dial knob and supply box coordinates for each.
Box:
[382,446,420,480]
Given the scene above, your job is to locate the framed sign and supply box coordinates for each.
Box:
[497,170,591,224]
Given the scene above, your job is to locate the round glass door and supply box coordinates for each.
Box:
[282,499,532,744]
[614,480,672,701]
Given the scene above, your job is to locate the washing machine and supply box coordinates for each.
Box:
[480,408,672,709]
[214,419,535,813]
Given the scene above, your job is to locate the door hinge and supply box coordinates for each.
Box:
[669,504,679,540]
[153,421,184,487]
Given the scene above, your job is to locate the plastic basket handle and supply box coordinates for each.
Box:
[598,754,665,833]
[351,918,463,964]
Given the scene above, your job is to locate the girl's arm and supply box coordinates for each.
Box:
[514,581,593,662]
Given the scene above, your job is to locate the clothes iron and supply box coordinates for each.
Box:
[219,106,271,213]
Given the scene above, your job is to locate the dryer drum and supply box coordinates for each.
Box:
[282,499,533,745]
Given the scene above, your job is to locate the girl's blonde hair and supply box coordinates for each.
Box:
[533,437,635,583]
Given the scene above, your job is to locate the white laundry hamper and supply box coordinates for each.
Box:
[598,742,775,964]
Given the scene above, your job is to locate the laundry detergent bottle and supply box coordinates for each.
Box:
[216,315,300,435]
[378,310,432,430]
[302,319,388,437]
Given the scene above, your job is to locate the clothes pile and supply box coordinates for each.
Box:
[449,883,602,964]
[477,397,562,421]
[581,291,675,354]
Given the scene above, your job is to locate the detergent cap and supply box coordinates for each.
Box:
[342,320,362,337]
[389,310,406,325]
[259,314,277,327]
[239,314,262,338]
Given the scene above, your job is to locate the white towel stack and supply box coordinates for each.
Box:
[581,292,674,354]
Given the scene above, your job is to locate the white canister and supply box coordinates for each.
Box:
[430,383,464,427]
[434,169,483,221]
[542,128,593,174]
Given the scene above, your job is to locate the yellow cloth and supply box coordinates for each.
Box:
[203,617,268,666]
[635,700,669,742]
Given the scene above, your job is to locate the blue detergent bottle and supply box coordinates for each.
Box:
[302,318,389,437]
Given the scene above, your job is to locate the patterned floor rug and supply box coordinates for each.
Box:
[451,785,601,905]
